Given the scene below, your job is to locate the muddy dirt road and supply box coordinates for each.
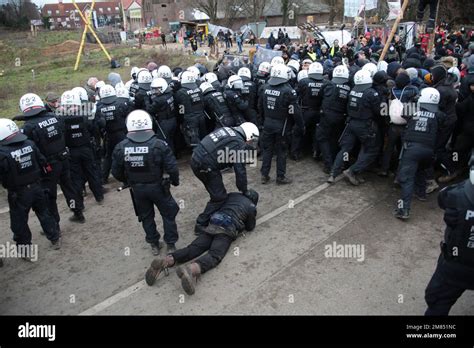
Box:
[1,156,473,315]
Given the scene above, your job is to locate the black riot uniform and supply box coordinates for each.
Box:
[191,127,253,231]
[112,131,180,250]
[170,192,257,273]
[0,134,60,248]
[395,105,446,217]
[240,77,259,125]
[22,110,85,224]
[330,84,382,180]
[201,88,236,128]
[174,82,207,147]
[145,87,178,153]
[316,79,351,172]
[290,75,325,160]
[63,111,104,203]
[133,85,149,111]
[259,80,304,182]
[223,86,248,125]
[128,80,140,102]
[425,177,474,315]
[96,96,129,182]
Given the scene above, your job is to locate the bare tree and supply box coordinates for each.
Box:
[194,0,219,22]
[240,0,269,23]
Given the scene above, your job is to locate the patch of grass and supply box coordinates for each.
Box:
[0,30,214,121]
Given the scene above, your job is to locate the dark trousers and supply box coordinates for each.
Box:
[42,159,84,225]
[191,159,227,226]
[172,232,233,273]
[261,129,289,178]
[398,143,433,210]
[291,109,318,156]
[332,119,379,176]
[183,116,206,147]
[425,256,471,315]
[132,183,179,245]
[103,131,126,181]
[69,145,104,201]
[443,131,474,174]
[417,0,438,20]
[381,124,405,172]
[156,118,177,154]
[316,113,345,170]
[8,183,59,245]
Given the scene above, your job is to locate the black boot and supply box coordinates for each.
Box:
[69,210,85,223]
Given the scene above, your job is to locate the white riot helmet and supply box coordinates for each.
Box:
[362,62,377,78]
[150,78,169,94]
[332,65,349,84]
[95,81,106,91]
[187,66,201,79]
[157,65,173,80]
[115,84,130,100]
[72,87,88,103]
[238,67,252,80]
[271,56,285,66]
[287,60,300,73]
[377,60,388,73]
[448,67,461,84]
[126,110,154,142]
[203,72,218,84]
[199,82,215,94]
[0,118,26,144]
[418,87,440,112]
[19,93,46,116]
[269,64,290,86]
[258,62,271,75]
[353,70,373,91]
[131,66,140,79]
[235,122,259,145]
[151,69,159,79]
[308,62,324,80]
[99,84,117,104]
[181,71,197,84]
[227,75,244,90]
[61,90,82,107]
[137,70,153,90]
[469,151,474,185]
[297,70,309,82]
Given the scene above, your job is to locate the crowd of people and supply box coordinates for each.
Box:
[0,21,473,311]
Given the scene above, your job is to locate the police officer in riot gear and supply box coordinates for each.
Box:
[328,70,382,185]
[287,59,300,88]
[0,118,61,253]
[61,90,104,204]
[259,65,304,184]
[316,64,351,173]
[238,67,258,125]
[424,152,474,315]
[18,93,85,225]
[145,78,177,153]
[95,84,129,183]
[174,71,207,147]
[191,122,259,234]
[224,75,248,125]
[200,82,236,128]
[157,65,173,84]
[126,67,140,102]
[291,62,325,161]
[144,190,259,295]
[203,72,223,92]
[134,70,153,110]
[394,88,446,220]
[112,110,180,255]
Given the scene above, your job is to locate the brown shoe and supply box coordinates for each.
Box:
[176,262,201,295]
[145,255,174,286]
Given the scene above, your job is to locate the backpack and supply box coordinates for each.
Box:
[389,87,407,125]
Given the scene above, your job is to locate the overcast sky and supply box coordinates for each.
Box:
[31,0,80,8]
